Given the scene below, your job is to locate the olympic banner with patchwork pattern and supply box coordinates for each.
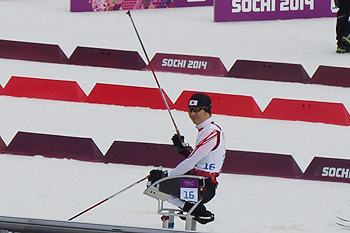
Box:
[71,0,212,12]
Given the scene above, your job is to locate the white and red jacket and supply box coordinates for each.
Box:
[168,117,226,178]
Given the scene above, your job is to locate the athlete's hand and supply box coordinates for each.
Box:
[171,134,186,154]
[148,169,167,184]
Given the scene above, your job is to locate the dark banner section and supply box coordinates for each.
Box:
[174,90,262,118]
[67,46,146,70]
[104,141,183,168]
[0,137,6,153]
[86,84,174,109]
[3,132,350,184]
[3,37,350,91]
[0,39,68,64]
[104,141,302,178]
[3,76,87,102]
[223,150,303,178]
[5,132,104,162]
[226,60,310,83]
[303,157,350,183]
[1,132,303,179]
[310,65,350,88]
[146,53,227,77]
[262,98,350,126]
[5,38,350,92]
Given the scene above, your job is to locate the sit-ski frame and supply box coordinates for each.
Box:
[143,175,206,231]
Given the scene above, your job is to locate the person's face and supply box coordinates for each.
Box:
[187,106,211,125]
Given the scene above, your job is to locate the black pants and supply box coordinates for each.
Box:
[182,178,218,215]
[200,178,218,203]
[336,0,350,43]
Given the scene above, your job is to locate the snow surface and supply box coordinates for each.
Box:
[0,1,349,232]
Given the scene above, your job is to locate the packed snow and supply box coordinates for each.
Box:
[0,0,349,232]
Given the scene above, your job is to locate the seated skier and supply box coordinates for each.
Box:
[148,93,226,224]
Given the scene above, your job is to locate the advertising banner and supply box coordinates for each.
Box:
[145,53,227,76]
[226,60,310,83]
[223,150,302,178]
[71,0,212,12]
[303,157,350,183]
[214,0,336,22]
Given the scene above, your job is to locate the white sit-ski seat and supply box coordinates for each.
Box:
[143,175,206,231]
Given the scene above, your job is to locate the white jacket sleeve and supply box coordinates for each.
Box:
[168,129,218,177]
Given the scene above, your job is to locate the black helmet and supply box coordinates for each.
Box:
[188,93,212,114]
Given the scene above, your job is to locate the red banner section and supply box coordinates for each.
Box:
[1,74,350,126]
[67,46,146,70]
[223,150,302,178]
[226,60,310,83]
[2,76,87,102]
[0,84,3,95]
[310,65,350,88]
[104,141,183,168]
[145,53,227,77]
[261,98,350,126]
[303,157,350,183]
[5,132,104,162]
[1,76,350,126]
[86,83,174,109]
[0,39,68,64]
[174,90,262,118]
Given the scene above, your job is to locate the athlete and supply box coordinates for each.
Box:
[148,93,226,224]
[336,0,350,53]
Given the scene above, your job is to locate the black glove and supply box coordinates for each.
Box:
[171,134,187,154]
[148,169,167,183]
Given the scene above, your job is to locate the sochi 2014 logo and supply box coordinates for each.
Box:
[321,166,350,179]
[231,0,314,13]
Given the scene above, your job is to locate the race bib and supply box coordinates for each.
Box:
[180,178,198,202]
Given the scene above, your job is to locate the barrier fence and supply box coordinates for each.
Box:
[0,131,349,184]
[226,60,310,83]
[86,83,174,109]
[145,53,227,77]
[303,157,350,183]
[261,98,350,126]
[173,90,262,118]
[1,39,350,88]
[2,76,87,102]
[6,132,104,162]
[1,39,350,183]
[67,46,146,70]
[1,75,350,126]
[0,39,68,64]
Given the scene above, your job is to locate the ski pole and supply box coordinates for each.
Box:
[126,10,181,137]
[68,175,149,221]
